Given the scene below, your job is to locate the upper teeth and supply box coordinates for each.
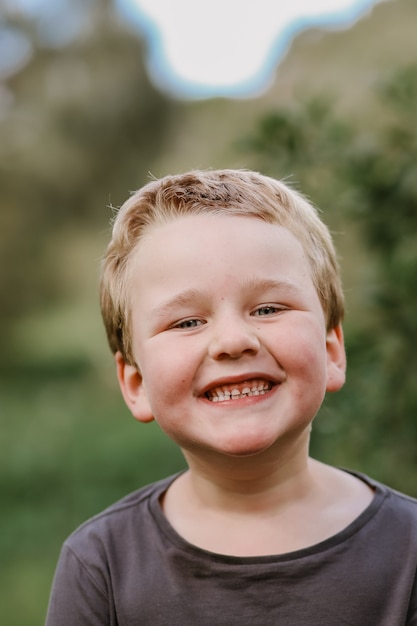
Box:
[206,379,272,402]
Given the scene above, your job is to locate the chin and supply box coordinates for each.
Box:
[214,434,278,459]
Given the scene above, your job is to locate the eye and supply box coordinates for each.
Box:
[172,318,205,329]
[252,305,283,317]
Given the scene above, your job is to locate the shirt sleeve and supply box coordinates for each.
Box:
[45,544,114,626]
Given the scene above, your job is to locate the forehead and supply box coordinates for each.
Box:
[139,211,301,247]
[129,213,313,291]
[136,210,301,251]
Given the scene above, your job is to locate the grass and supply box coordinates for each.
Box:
[1,366,186,625]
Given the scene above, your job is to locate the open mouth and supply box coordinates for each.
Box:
[205,379,273,403]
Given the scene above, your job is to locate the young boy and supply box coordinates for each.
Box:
[46,170,417,625]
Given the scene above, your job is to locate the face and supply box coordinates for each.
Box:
[117,214,346,463]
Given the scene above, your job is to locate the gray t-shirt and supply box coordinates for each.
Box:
[46,471,417,625]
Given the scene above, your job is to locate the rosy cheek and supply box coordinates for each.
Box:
[285,330,326,372]
[149,366,188,401]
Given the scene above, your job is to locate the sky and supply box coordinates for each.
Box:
[5,0,385,100]
[117,0,385,99]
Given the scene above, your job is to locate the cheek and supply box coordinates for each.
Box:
[280,322,328,382]
[284,335,329,422]
[140,342,194,406]
[140,352,193,444]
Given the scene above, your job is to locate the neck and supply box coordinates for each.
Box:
[178,432,316,514]
[161,436,375,558]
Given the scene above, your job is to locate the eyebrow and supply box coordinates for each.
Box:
[242,277,302,295]
[152,279,301,319]
[152,288,205,319]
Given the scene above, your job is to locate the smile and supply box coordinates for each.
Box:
[205,379,273,403]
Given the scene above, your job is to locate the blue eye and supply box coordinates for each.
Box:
[253,305,280,316]
[174,318,203,329]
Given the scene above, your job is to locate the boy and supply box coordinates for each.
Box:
[46,169,417,625]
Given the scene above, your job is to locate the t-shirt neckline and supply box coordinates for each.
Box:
[148,469,388,565]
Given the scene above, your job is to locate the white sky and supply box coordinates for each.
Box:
[120,0,383,99]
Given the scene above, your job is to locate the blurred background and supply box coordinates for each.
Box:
[1,0,417,622]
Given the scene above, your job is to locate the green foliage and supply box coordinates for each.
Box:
[340,66,417,490]
[0,0,176,359]
[241,65,417,496]
[1,366,185,625]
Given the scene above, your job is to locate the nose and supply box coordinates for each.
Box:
[208,314,260,360]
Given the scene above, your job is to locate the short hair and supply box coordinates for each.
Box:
[100,169,344,365]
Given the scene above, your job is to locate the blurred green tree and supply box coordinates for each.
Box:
[0,0,175,364]
[237,95,353,217]
[340,65,417,490]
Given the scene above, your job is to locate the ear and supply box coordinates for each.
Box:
[325,324,346,392]
[115,352,154,423]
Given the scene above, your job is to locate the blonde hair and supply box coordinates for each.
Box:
[100,169,344,365]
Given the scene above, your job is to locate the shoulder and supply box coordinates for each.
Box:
[379,479,417,516]
[64,473,178,556]
[354,470,417,504]
[352,470,417,527]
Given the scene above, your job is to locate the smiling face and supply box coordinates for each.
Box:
[117,213,346,463]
